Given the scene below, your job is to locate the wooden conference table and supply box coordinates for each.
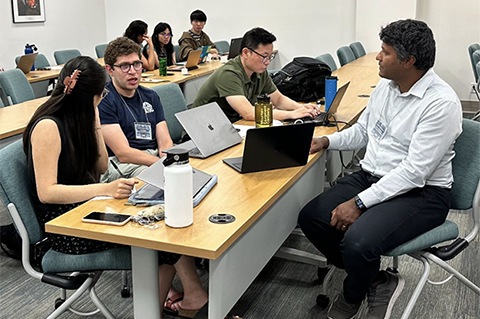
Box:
[0,59,224,149]
[22,58,223,86]
[45,53,380,319]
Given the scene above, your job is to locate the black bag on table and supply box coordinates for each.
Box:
[271,57,332,102]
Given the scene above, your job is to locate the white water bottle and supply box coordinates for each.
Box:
[163,149,193,228]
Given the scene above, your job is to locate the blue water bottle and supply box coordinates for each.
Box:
[325,76,338,112]
[24,43,36,71]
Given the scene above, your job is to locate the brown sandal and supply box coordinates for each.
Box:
[163,292,184,316]
[176,302,243,319]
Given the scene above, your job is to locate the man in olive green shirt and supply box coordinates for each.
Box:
[193,27,319,123]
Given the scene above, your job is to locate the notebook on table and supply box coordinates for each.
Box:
[199,45,212,63]
[164,102,243,159]
[130,158,218,207]
[16,52,38,74]
[223,122,315,174]
[168,49,202,71]
[287,81,350,126]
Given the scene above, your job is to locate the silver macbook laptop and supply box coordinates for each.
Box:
[223,122,315,174]
[168,49,202,71]
[16,52,38,74]
[165,102,243,158]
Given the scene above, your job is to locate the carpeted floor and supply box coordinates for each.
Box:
[1,198,479,319]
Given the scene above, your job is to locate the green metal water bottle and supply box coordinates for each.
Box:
[159,51,167,76]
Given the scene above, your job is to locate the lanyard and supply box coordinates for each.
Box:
[116,89,149,123]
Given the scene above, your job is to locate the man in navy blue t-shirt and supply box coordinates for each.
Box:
[99,37,173,182]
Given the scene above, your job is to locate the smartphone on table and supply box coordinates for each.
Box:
[82,212,131,226]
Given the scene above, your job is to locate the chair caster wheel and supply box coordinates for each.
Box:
[121,286,130,298]
[316,294,329,309]
[55,298,65,309]
[317,267,329,283]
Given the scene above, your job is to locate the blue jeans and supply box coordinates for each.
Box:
[298,170,450,303]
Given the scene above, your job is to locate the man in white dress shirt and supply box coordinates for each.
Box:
[298,19,462,319]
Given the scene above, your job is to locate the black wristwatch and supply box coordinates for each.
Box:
[354,195,367,212]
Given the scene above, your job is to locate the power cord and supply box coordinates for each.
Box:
[330,114,352,170]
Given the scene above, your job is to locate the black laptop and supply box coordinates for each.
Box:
[286,81,350,126]
[223,122,315,174]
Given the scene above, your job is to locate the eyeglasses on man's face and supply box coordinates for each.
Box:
[112,61,143,73]
[248,48,275,63]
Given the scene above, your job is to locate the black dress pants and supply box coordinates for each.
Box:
[298,170,451,303]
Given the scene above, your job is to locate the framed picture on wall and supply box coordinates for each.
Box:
[12,0,46,23]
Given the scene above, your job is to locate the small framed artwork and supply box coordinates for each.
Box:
[12,0,46,23]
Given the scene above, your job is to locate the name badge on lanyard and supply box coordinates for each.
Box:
[372,119,387,142]
[135,122,152,140]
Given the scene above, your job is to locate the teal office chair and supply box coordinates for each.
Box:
[473,61,480,119]
[95,44,108,58]
[477,61,480,88]
[0,69,35,105]
[315,53,337,71]
[15,53,52,97]
[150,83,188,144]
[349,42,366,59]
[0,140,132,319]
[0,97,4,108]
[471,50,480,102]
[468,43,480,82]
[53,49,82,65]
[213,40,230,55]
[336,46,356,66]
[316,119,480,319]
[173,45,180,63]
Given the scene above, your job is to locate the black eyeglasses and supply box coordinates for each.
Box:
[248,48,275,63]
[159,32,172,38]
[112,61,143,73]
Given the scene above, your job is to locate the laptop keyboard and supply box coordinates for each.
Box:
[311,112,328,122]
[294,112,328,124]
[231,161,243,170]
[189,147,202,157]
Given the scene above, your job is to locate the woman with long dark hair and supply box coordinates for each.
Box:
[124,20,156,70]
[144,22,176,67]
[23,56,138,227]
[22,57,201,316]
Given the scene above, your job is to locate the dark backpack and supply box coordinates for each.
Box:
[0,222,50,269]
[0,223,22,259]
[271,57,332,102]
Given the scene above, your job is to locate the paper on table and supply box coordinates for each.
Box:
[232,124,253,138]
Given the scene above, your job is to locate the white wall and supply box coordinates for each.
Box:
[356,0,417,53]
[103,0,357,70]
[0,0,479,101]
[417,0,480,101]
[0,0,107,69]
